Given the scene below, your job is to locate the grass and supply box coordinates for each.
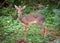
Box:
[0,15,59,43]
[0,16,47,43]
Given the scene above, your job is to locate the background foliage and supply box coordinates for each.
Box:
[0,0,60,43]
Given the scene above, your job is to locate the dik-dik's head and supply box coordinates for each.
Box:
[15,5,26,13]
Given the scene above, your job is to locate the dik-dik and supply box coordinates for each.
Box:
[15,5,47,39]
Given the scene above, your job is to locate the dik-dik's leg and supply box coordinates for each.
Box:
[24,25,27,40]
[36,21,47,37]
[43,26,47,37]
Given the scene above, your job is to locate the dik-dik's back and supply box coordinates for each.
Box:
[21,13,45,25]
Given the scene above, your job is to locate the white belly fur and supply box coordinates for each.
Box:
[21,21,37,26]
[29,21,37,25]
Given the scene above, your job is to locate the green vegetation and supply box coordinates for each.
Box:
[0,0,60,43]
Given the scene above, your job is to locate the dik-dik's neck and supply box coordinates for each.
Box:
[18,12,23,20]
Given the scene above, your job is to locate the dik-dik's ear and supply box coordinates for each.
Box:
[14,5,19,10]
[22,6,26,9]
